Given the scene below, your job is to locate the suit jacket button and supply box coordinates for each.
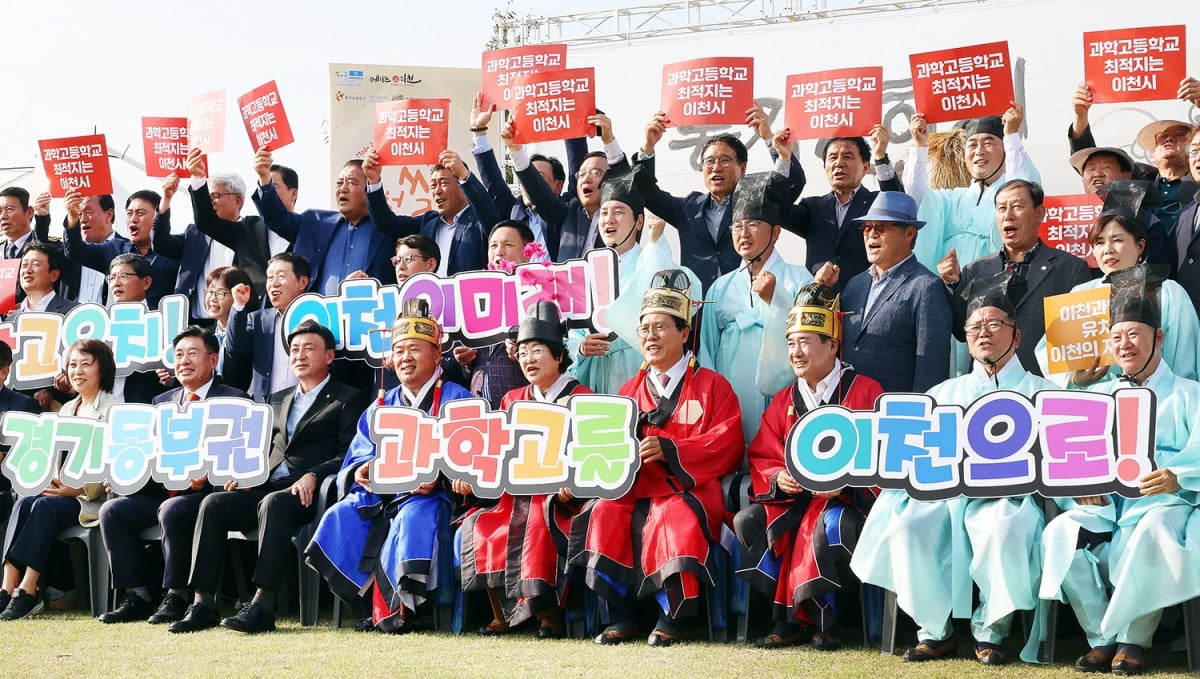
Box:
[1190,258,1195,265]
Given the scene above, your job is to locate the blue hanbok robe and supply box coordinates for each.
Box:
[700,249,812,444]
[851,358,1054,646]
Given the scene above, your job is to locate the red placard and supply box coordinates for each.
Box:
[509,68,595,145]
[0,260,20,316]
[372,99,450,166]
[481,44,569,110]
[1040,194,1104,268]
[1084,25,1187,104]
[187,89,226,154]
[141,116,195,178]
[37,134,112,198]
[237,81,294,151]
[660,57,754,127]
[909,42,1013,124]
[785,67,883,141]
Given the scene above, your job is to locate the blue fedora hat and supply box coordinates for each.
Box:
[852,191,925,228]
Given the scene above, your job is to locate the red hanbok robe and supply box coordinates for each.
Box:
[739,368,884,629]
[459,380,592,626]
[568,358,744,618]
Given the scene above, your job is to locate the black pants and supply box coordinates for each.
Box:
[189,488,317,594]
[3,496,79,572]
[98,490,166,590]
[157,491,209,589]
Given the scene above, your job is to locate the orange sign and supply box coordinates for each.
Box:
[1084,25,1188,104]
[187,89,226,154]
[372,99,449,166]
[660,57,754,127]
[785,67,883,140]
[481,44,568,110]
[509,68,595,145]
[38,134,112,198]
[237,81,294,151]
[909,41,1013,124]
[1043,285,1115,374]
[141,116,194,178]
[1040,194,1104,268]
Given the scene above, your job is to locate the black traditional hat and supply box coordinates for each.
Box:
[640,269,694,326]
[392,297,441,346]
[1107,263,1168,330]
[598,164,649,215]
[961,271,1027,320]
[731,171,792,225]
[785,283,842,341]
[1097,178,1161,222]
[515,300,567,348]
[963,115,1004,140]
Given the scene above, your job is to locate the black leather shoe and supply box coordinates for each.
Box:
[647,627,683,647]
[148,592,188,624]
[811,631,842,651]
[974,643,1009,666]
[594,623,637,645]
[168,602,220,633]
[902,637,958,662]
[99,593,154,624]
[1074,645,1115,673]
[1111,644,1146,676]
[220,602,276,634]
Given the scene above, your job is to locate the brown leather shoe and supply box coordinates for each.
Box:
[1111,646,1146,676]
[902,637,958,662]
[594,623,638,645]
[647,628,683,647]
[754,630,809,649]
[974,645,1009,666]
[1074,646,1115,673]
[477,619,511,636]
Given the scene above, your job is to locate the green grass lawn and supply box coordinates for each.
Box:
[1,610,1195,678]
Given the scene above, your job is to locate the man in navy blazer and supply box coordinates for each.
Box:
[252,150,396,293]
[98,326,251,625]
[0,341,40,518]
[781,129,903,291]
[1173,125,1200,312]
[362,148,498,276]
[834,192,953,393]
[634,106,807,292]
[224,252,309,403]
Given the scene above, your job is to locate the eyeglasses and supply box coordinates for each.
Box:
[731,221,770,234]
[964,320,1014,336]
[105,271,141,283]
[204,288,229,300]
[576,168,605,180]
[391,254,429,265]
[860,223,902,235]
[209,192,238,202]
[173,349,215,361]
[516,345,548,362]
[701,156,736,169]
[636,322,674,338]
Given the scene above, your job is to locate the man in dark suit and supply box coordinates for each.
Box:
[831,192,953,393]
[1170,124,1200,312]
[170,320,368,633]
[363,149,498,276]
[97,326,249,624]
[0,187,77,306]
[254,149,398,292]
[943,179,1094,376]
[0,341,41,518]
[781,128,903,291]
[224,252,310,403]
[6,243,80,411]
[104,253,170,405]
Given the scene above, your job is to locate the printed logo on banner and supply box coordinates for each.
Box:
[1043,285,1116,375]
[37,134,113,198]
[908,41,1014,124]
[187,89,226,154]
[785,67,884,141]
[481,43,569,109]
[660,57,755,127]
[509,68,595,145]
[141,116,196,178]
[282,249,619,363]
[0,398,273,497]
[372,98,450,166]
[1084,25,1187,104]
[368,395,641,499]
[785,389,1156,500]
[3,295,189,390]
[237,81,294,151]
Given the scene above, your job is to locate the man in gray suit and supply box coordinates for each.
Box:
[821,191,953,392]
[940,179,1094,376]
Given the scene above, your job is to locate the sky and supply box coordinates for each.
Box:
[0,0,634,207]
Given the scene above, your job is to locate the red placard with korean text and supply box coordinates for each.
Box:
[237,81,294,151]
[373,99,449,166]
[1084,25,1187,104]
[141,117,193,178]
[661,57,754,127]
[481,44,569,110]
[187,89,226,154]
[509,68,595,145]
[1040,193,1104,268]
[909,42,1013,124]
[785,67,883,140]
[37,134,112,198]
[0,260,20,316]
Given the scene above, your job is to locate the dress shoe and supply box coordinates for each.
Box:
[902,637,958,662]
[811,631,842,651]
[754,630,809,649]
[477,619,511,636]
[168,602,220,633]
[221,602,276,634]
[647,628,683,647]
[99,593,154,624]
[594,623,637,645]
[147,592,188,624]
[974,643,1008,666]
[1074,645,1115,673]
[0,590,43,621]
[1111,644,1146,676]
[353,617,377,632]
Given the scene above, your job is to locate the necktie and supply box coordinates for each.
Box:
[4,243,15,260]
[186,392,200,403]
[657,373,670,388]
